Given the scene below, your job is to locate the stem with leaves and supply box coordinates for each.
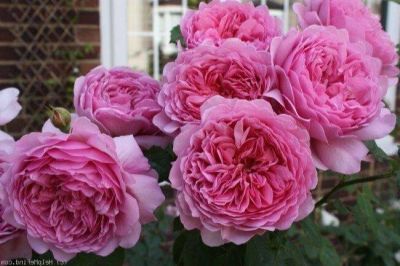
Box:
[315,171,394,208]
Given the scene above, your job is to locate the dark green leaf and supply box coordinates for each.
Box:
[170,25,186,47]
[319,242,341,266]
[66,248,125,266]
[143,145,176,182]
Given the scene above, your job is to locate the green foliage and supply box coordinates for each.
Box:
[30,248,125,266]
[143,145,176,182]
[125,207,175,266]
[170,25,186,47]
[173,230,246,266]
[66,248,125,266]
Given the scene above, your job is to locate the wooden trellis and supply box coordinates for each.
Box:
[1,0,90,137]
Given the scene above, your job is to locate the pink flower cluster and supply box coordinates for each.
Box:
[0,0,398,261]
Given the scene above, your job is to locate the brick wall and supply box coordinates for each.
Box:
[0,0,100,137]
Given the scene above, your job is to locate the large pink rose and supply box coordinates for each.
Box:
[270,25,396,174]
[294,0,399,79]
[170,96,317,246]
[74,66,169,149]
[154,39,276,134]
[0,117,165,261]
[181,0,282,50]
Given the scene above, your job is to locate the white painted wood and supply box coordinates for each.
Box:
[152,0,160,80]
[100,0,128,67]
[99,0,112,67]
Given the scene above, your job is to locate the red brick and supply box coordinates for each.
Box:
[75,26,100,43]
[77,10,99,25]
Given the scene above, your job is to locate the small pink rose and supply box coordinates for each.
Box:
[74,66,170,148]
[154,39,276,135]
[271,25,396,174]
[181,0,282,50]
[294,0,399,79]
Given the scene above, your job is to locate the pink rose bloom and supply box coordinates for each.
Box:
[181,0,282,50]
[74,66,169,149]
[0,132,31,261]
[154,39,276,134]
[270,26,396,174]
[0,88,29,260]
[0,117,165,262]
[294,0,399,79]
[170,96,317,246]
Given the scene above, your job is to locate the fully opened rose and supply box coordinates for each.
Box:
[154,39,276,134]
[0,117,165,261]
[293,0,399,79]
[181,0,282,50]
[170,96,317,246]
[74,66,169,148]
[271,25,396,174]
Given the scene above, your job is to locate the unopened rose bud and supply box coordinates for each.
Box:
[48,107,71,133]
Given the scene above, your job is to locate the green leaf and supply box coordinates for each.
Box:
[319,242,341,266]
[245,233,288,266]
[143,145,176,182]
[365,140,390,162]
[173,230,232,266]
[66,248,125,266]
[170,25,186,47]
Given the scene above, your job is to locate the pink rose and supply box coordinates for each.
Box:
[181,0,282,50]
[0,132,31,261]
[0,88,29,260]
[170,96,317,246]
[74,66,169,149]
[0,117,165,262]
[270,25,396,174]
[0,88,22,126]
[294,0,399,79]
[154,39,276,134]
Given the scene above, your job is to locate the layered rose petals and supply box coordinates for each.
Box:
[271,25,396,174]
[154,39,276,134]
[170,96,317,246]
[181,0,282,50]
[74,66,169,148]
[0,88,30,260]
[0,117,165,261]
[294,0,399,79]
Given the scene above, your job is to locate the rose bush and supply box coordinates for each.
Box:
[181,0,281,50]
[170,96,317,246]
[293,0,399,79]
[0,117,164,261]
[154,39,276,134]
[74,66,169,148]
[270,25,396,174]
